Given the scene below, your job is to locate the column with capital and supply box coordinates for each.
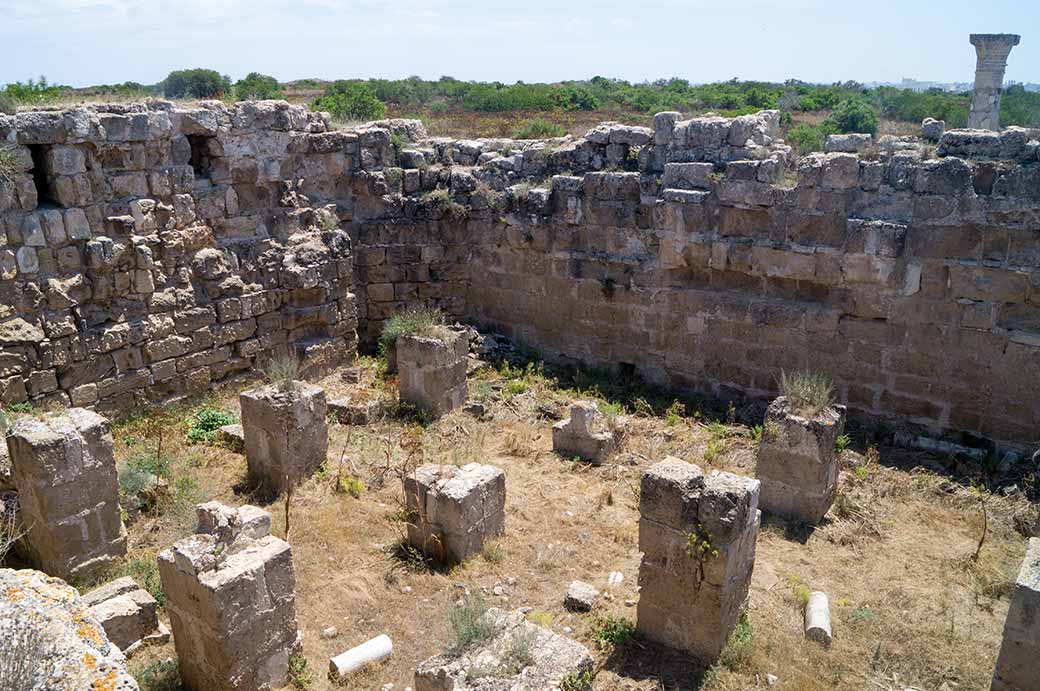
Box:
[968,33,1020,130]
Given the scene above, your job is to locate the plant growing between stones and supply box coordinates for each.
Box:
[779,369,834,417]
[835,433,851,455]
[129,656,181,691]
[122,556,165,607]
[266,355,300,394]
[422,188,468,222]
[445,593,497,656]
[559,669,596,691]
[287,652,312,690]
[378,306,444,356]
[0,145,18,184]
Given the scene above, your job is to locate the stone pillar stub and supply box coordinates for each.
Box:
[397,330,468,418]
[158,503,301,691]
[240,381,328,494]
[992,537,1040,691]
[968,33,1021,131]
[6,407,127,580]
[636,457,760,662]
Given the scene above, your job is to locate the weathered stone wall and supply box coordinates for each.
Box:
[3,102,1038,451]
[0,101,358,413]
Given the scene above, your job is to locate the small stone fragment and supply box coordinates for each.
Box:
[564,580,600,612]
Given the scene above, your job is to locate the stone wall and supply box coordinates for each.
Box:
[2,102,1038,451]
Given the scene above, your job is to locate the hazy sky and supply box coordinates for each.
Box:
[2,0,1036,87]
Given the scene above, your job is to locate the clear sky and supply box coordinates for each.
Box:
[1,0,1036,88]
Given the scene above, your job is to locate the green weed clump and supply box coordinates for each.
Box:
[590,614,635,650]
[512,118,566,139]
[185,406,237,443]
[445,593,497,656]
[266,356,300,394]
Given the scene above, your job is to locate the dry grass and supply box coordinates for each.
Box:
[106,357,1028,691]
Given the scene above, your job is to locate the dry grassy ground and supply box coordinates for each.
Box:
[111,354,1031,691]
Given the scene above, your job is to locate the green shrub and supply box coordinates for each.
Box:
[717,611,754,670]
[590,614,635,650]
[786,123,829,155]
[559,669,595,691]
[379,307,444,355]
[512,118,566,139]
[445,594,497,656]
[779,370,834,416]
[823,99,879,135]
[2,76,68,105]
[421,187,468,222]
[0,93,16,116]
[312,81,386,121]
[234,72,283,101]
[185,407,236,443]
[162,68,231,99]
[287,653,312,690]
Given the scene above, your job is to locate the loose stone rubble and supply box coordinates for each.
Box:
[414,608,595,691]
[397,329,468,418]
[83,576,170,657]
[968,34,1021,130]
[157,502,301,691]
[756,397,847,524]
[403,462,506,564]
[216,422,244,451]
[6,407,127,579]
[0,567,139,690]
[240,380,328,493]
[637,457,760,661]
[564,580,600,612]
[552,401,615,464]
[328,394,387,425]
[992,537,1040,691]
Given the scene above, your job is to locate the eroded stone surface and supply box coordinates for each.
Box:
[992,537,1040,691]
[157,502,300,691]
[0,567,139,690]
[404,462,505,564]
[414,609,594,691]
[637,457,760,662]
[756,397,846,524]
[552,401,614,464]
[83,576,169,657]
[240,381,328,493]
[6,407,127,579]
[398,330,468,418]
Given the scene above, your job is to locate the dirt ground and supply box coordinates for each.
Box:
[112,351,1032,691]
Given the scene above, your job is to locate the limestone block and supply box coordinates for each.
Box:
[552,400,614,464]
[403,462,505,564]
[756,396,846,524]
[195,500,271,541]
[992,537,1040,691]
[922,118,945,141]
[216,422,244,452]
[397,330,468,418]
[636,458,760,662]
[414,609,594,691]
[329,396,387,425]
[6,408,127,580]
[158,508,301,691]
[240,381,328,494]
[83,576,169,657]
[0,568,139,691]
[825,133,872,153]
[564,580,599,612]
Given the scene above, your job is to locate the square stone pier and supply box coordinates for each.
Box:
[756,396,846,524]
[240,381,328,494]
[992,537,1040,691]
[397,330,468,418]
[637,457,760,661]
[158,503,301,691]
[403,462,505,564]
[6,408,127,580]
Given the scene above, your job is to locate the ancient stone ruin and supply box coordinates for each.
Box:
[637,457,760,661]
[157,502,300,691]
[413,608,594,691]
[397,328,468,418]
[5,407,126,580]
[403,462,506,564]
[0,567,139,691]
[756,397,847,524]
[552,400,615,464]
[240,379,328,493]
[992,537,1040,691]
[82,575,170,657]
[0,99,1037,453]
[968,34,1021,130]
